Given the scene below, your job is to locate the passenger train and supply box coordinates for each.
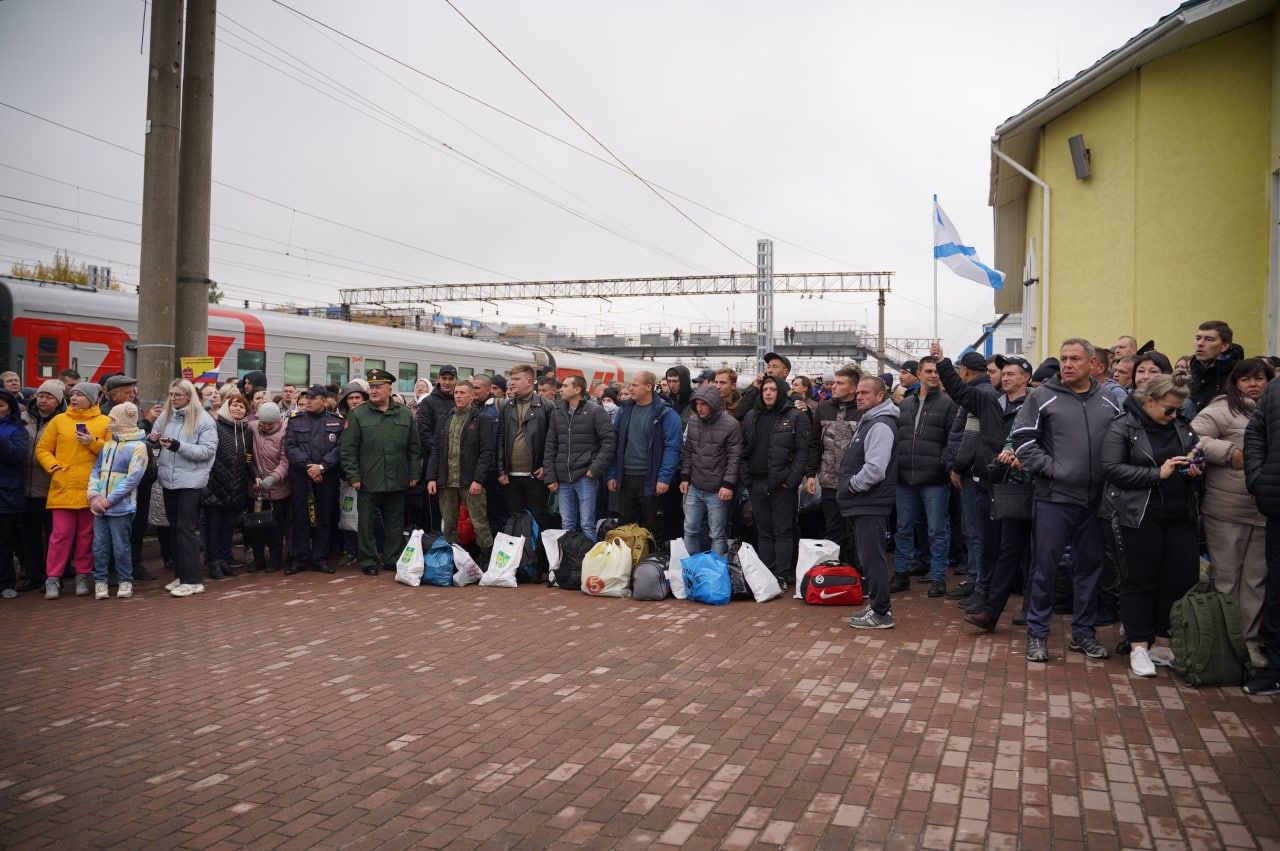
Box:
[0,276,660,395]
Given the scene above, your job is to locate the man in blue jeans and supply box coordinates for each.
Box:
[679,385,743,555]
[543,375,616,540]
[1011,338,1123,663]
[889,357,958,598]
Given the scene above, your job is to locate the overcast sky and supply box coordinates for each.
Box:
[1,0,1173,358]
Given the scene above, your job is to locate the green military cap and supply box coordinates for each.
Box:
[366,368,395,385]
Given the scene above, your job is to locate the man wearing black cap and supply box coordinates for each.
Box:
[940,351,997,600]
[733,352,791,423]
[894,361,921,403]
[342,369,422,575]
[415,365,458,532]
[934,344,1032,618]
[284,384,344,574]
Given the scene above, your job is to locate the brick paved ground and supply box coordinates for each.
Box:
[2,556,1279,850]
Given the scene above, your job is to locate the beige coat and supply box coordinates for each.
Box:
[1192,396,1264,527]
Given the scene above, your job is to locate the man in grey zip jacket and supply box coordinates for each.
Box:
[1011,338,1123,663]
[679,385,743,556]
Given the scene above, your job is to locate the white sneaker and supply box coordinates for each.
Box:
[1130,647,1157,678]
[44,578,60,600]
[94,581,109,600]
[75,574,91,596]
[116,582,133,599]
[1148,646,1175,667]
[170,583,205,598]
[164,578,181,592]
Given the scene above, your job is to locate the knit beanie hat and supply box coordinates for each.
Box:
[108,401,138,436]
[71,382,101,406]
[257,401,282,424]
[36,379,65,403]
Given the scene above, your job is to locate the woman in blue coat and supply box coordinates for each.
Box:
[0,389,31,598]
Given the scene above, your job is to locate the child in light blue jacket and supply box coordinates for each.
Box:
[88,403,149,599]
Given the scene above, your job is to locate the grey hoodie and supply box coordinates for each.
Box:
[1010,376,1122,507]
[680,384,743,493]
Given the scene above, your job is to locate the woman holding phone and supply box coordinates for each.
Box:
[151,379,218,597]
[34,382,109,599]
[1100,372,1202,678]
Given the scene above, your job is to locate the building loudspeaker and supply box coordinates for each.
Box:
[1068,134,1091,180]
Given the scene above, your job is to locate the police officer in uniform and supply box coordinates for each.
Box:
[341,368,421,575]
[283,384,343,574]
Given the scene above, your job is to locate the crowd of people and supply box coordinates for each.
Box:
[4,317,1280,695]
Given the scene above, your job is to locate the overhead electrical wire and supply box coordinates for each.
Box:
[268,0,878,272]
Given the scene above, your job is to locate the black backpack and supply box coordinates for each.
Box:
[555,532,594,590]
[501,511,542,583]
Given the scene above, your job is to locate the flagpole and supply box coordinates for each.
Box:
[932,194,939,340]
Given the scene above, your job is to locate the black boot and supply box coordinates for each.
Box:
[207,562,224,581]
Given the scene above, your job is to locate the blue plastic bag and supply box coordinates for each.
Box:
[423,536,455,587]
[682,551,730,605]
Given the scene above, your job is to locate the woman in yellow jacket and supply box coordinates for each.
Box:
[35,382,109,599]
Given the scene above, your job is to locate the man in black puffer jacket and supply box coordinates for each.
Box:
[741,375,810,585]
[680,385,742,556]
[415,367,458,532]
[890,356,958,598]
[543,375,616,540]
[1244,377,1280,694]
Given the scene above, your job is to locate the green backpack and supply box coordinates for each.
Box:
[604,524,656,568]
[1168,581,1252,688]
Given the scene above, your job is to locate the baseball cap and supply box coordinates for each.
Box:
[958,352,988,371]
[437,364,458,377]
[696,369,715,383]
[299,384,328,398]
[900,360,919,375]
[994,354,1033,374]
[763,352,792,372]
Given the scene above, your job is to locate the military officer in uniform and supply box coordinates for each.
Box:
[340,369,422,575]
[283,384,343,574]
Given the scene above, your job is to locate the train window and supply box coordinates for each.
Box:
[458,367,474,379]
[429,365,441,380]
[326,356,349,386]
[37,335,58,379]
[283,353,310,386]
[398,362,417,392]
[364,359,385,375]
[237,350,265,379]
[484,369,495,377]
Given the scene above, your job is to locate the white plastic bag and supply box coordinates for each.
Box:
[542,529,570,585]
[581,539,632,597]
[481,533,523,588]
[395,529,425,587]
[667,539,689,600]
[795,539,840,599]
[738,541,783,603]
[452,544,483,586]
[338,483,359,532]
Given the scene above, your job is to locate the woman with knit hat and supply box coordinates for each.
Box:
[87,402,149,599]
[246,401,291,572]
[34,382,109,599]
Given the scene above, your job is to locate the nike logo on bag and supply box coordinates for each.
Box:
[818,589,846,600]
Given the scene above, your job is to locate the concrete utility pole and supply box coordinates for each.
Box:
[877,289,886,375]
[176,0,217,363]
[755,239,773,373]
[136,0,184,405]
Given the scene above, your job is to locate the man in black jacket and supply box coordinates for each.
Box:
[934,345,1033,619]
[497,364,554,533]
[741,376,810,585]
[890,357,958,598]
[939,351,996,601]
[805,366,862,565]
[415,365,457,532]
[1243,377,1280,695]
[544,375,616,539]
[680,385,742,556]
[283,385,344,574]
[1190,320,1242,413]
[427,381,494,557]
[734,353,791,423]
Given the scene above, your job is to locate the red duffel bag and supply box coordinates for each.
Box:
[799,561,863,605]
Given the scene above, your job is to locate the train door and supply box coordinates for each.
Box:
[12,318,129,385]
[69,341,112,381]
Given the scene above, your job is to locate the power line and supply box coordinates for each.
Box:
[0,100,519,281]
[439,0,751,268]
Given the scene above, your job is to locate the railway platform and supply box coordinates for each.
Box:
[1,555,1277,850]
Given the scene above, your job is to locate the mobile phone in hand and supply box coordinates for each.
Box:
[76,423,88,435]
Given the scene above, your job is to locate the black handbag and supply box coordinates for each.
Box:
[242,498,276,532]
[987,459,1034,521]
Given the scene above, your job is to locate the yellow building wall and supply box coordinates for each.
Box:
[1034,18,1272,360]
